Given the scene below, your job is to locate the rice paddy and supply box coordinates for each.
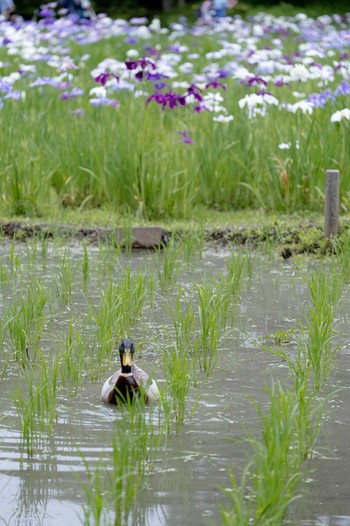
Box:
[0,234,349,524]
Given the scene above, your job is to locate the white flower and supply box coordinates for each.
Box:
[58,57,78,73]
[213,114,234,123]
[134,90,148,97]
[330,108,350,122]
[278,140,300,150]
[178,62,194,74]
[263,94,279,106]
[284,101,314,115]
[172,81,190,89]
[89,86,107,98]
[126,49,139,58]
[290,64,309,82]
[149,18,161,32]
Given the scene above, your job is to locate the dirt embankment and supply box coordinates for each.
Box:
[0,219,343,258]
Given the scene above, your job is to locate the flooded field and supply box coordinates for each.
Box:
[0,239,349,525]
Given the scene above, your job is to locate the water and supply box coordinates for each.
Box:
[0,241,349,525]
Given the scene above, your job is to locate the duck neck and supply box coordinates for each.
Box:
[121,364,132,375]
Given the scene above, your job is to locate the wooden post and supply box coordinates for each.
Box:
[325,169,340,238]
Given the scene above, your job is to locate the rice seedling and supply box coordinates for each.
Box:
[159,345,194,431]
[220,383,304,525]
[40,235,49,270]
[81,241,90,292]
[58,321,88,392]
[88,267,148,371]
[88,282,122,366]
[80,398,161,525]
[333,234,350,284]
[80,460,110,526]
[0,257,10,295]
[117,266,148,331]
[171,287,195,353]
[262,341,323,461]
[13,351,59,456]
[193,279,223,376]
[56,249,76,305]
[9,241,21,279]
[180,228,205,267]
[6,281,47,367]
[121,227,134,258]
[152,237,181,291]
[96,240,120,278]
[304,269,341,391]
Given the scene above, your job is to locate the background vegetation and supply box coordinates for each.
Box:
[14,0,350,21]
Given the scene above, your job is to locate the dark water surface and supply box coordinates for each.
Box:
[0,243,349,525]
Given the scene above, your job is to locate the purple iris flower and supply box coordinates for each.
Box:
[186,84,203,102]
[145,71,169,82]
[194,105,206,113]
[334,80,350,97]
[274,79,291,88]
[205,79,227,91]
[94,72,119,86]
[218,69,230,79]
[71,109,86,116]
[60,87,84,100]
[307,89,335,108]
[154,82,168,91]
[0,79,13,93]
[146,91,186,109]
[89,98,120,108]
[256,89,273,96]
[167,45,182,52]
[4,91,22,100]
[310,62,322,69]
[57,82,73,90]
[39,8,56,17]
[125,37,138,44]
[143,46,159,57]
[135,71,144,81]
[176,131,195,144]
[246,76,268,87]
[30,77,56,87]
[125,58,156,71]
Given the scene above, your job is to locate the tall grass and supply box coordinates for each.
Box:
[1,14,349,220]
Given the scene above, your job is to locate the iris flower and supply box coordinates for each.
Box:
[176,130,195,144]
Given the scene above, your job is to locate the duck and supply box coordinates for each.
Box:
[101,337,159,405]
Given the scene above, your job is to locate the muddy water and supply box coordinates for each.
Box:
[0,243,349,525]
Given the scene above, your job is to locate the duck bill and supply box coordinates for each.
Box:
[122,349,133,367]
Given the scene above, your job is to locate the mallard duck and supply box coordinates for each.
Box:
[101,338,159,405]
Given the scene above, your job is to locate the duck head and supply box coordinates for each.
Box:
[119,337,135,374]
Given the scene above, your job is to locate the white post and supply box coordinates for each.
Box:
[325,169,340,238]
